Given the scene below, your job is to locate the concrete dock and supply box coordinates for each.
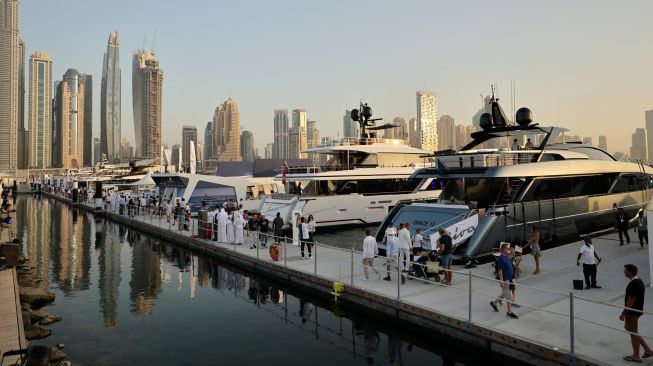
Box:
[46,193,653,366]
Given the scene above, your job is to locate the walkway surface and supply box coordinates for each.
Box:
[85,202,653,365]
[0,268,26,366]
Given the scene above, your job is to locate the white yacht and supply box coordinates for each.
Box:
[376,95,653,261]
[259,103,441,228]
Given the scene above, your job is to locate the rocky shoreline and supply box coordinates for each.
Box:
[16,256,70,365]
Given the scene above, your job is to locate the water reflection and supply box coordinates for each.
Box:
[12,197,515,366]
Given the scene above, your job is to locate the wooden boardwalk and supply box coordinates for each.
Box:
[0,268,26,366]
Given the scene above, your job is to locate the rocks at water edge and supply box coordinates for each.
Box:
[19,286,55,308]
[39,314,62,326]
[50,344,67,362]
[24,324,52,340]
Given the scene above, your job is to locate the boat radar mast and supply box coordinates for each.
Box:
[350,102,399,141]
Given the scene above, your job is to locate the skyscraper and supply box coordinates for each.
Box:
[0,0,21,169]
[582,137,592,146]
[27,52,52,169]
[630,128,647,162]
[292,108,307,133]
[598,135,607,152]
[307,120,319,148]
[343,110,358,139]
[81,74,92,166]
[182,126,197,169]
[17,38,25,169]
[416,90,437,151]
[55,69,86,169]
[273,109,289,159]
[132,49,163,158]
[645,110,653,162]
[264,143,273,159]
[455,124,473,149]
[408,117,417,147]
[93,137,101,165]
[212,98,241,161]
[203,121,213,160]
[289,131,308,159]
[240,130,255,162]
[385,117,407,141]
[101,32,121,163]
[437,115,455,150]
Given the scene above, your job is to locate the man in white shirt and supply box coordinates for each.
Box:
[576,236,602,290]
[382,224,401,283]
[298,217,312,259]
[362,229,380,280]
[398,223,412,273]
[412,228,425,255]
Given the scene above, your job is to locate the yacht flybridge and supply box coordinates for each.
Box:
[376,94,653,261]
[259,103,441,228]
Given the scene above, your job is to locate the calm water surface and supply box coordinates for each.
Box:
[11,196,515,366]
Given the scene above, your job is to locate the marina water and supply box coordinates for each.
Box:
[11,196,519,365]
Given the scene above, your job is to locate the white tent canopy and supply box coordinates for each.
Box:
[126,173,156,186]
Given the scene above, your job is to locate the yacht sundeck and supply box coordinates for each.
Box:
[259,103,441,228]
[376,95,653,261]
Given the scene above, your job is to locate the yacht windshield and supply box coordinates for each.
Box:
[438,178,511,208]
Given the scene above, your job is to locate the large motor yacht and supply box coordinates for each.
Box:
[376,95,653,261]
[259,103,441,228]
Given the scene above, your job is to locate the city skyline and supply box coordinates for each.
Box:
[10,0,653,156]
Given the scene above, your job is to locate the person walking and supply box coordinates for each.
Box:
[259,214,270,248]
[616,207,631,245]
[398,223,412,273]
[490,242,519,319]
[234,213,245,245]
[307,215,316,243]
[272,212,283,241]
[635,211,648,248]
[382,223,402,283]
[576,236,602,289]
[620,264,653,362]
[523,226,542,274]
[362,229,380,280]
[437,228,453,286]
[298,216,311,259]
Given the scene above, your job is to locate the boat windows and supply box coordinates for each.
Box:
[306,178,422,196]
[522,174,616,201]
[439,178,508,208]
[611,174,649,194]
[569,147,616,161]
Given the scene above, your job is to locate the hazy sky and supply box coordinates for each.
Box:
[20,0,653,153]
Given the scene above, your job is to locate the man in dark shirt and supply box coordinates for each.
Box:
[620,264,652,362]
[273,212,284,243]
[437,228,453,286]
[490,242,518,319]
[259,214,270,248]
[616,207,631,245]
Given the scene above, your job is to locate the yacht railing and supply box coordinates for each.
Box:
[310,137,408,150]
[434,150,539,169]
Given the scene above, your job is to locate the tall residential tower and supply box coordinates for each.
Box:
[416,90,437,151]
[132,49,163,158]
[27,52,52,169]
[0,0,21,169]
[101,32,121,163]
[212,98,241,161]
[273,109,289,159]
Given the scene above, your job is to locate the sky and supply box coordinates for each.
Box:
[20,0,653,154]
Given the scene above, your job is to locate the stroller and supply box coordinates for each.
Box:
[409,250,442,283]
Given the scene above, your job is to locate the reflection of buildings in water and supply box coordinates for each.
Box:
[98,224,122,327]
[50,206,91,293]
[18,198,52,287]
[189,255,196,299]
[129,236,162,316]
[196,257,210,288]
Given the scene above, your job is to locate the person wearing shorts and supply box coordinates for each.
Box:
[437,228,453,286]
[620,264,652,362]
[524,226,541,274]
[490,242,518,319]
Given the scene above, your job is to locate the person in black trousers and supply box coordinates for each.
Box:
[616,207,630,245]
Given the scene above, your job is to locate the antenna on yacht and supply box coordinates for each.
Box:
[350,102,390,141]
